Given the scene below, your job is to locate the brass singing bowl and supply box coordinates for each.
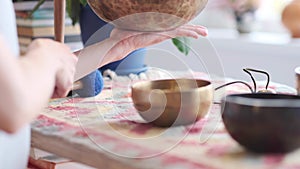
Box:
[87,0,208,31]
[131,79,213,127]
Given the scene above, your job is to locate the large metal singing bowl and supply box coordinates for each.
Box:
[131,79,213,127]
[87,0,208,31]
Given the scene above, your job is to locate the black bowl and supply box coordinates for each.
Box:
[221,93,300,153]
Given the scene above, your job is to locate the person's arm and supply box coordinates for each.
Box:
[73,25,207,81]
[0,37,77,133]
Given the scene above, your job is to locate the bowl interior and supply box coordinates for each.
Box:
[224,93,300,108]
[132,79,211,92]
[227,93,300,99]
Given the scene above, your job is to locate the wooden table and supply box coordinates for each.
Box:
[31,70,300,169]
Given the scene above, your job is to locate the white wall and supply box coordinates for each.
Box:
[145,29,300,88]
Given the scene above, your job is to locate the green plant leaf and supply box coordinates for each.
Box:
[79,0,87,6]
[172,37,191,56]
[66,0,81,25]
[66,0,88,25]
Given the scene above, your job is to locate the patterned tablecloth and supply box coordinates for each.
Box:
[31,69,300,169]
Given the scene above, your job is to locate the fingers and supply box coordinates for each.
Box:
[52,86,71,98]
[52,74,73,98]
[182,25,208,36]
[57,58,77,97]
[26,38,78,98]
[166,25,208,38]
[105,24,208,66]
[52,87,70,98]
[145,24,207,40]
[111,24,207,41]
[183,24,207,30]
[53,46,77,98]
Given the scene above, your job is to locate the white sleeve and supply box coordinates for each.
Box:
[0,0,20,56]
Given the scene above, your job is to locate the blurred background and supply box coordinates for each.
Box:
[13,0,300,88]
[145,0,300,88]
[194,0,292,33]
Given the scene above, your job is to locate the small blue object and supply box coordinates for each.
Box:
[72,70,103,97]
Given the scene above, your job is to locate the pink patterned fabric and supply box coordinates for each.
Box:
[31,72,299,169]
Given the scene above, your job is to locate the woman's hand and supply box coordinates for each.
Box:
[73,24,207,81]
[101,24,208,66]
[0,37,77,133]
[26,39,78,98]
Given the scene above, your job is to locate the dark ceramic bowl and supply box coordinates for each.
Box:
[221,93,300,153]
[87,0,208,31]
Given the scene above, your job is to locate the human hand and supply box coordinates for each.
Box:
[101,24,208,66]
[26,39,78,98]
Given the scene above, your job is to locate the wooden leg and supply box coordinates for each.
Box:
[54,0,66,43]
[53,0,85,91]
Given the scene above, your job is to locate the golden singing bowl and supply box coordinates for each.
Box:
[131,79,213,127]
[87,0,208,31]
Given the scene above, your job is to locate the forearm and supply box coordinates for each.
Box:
[73,38,118,81]
[73,24,207,81]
